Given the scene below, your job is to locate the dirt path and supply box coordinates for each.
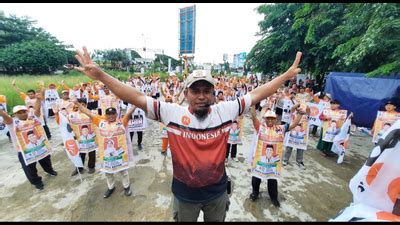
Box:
[0,113,373,221]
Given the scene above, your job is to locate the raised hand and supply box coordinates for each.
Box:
[75,46,104,80]
[35,93,43,101]
[0,108,7,117]
[284,52,302,79]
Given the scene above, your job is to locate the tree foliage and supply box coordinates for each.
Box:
[0,11,73,74]
[247,3,400,77]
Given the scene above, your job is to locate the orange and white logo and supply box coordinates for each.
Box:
[65,139,79,156]
[181,115,191,126]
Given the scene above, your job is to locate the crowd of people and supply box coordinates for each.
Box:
[0,48,399,222]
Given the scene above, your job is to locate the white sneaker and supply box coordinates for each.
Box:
[282,160,288,166]
[232,158,239,162]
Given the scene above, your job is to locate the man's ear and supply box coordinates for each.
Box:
[184,89,188,97]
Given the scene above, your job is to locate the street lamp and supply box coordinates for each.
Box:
[141,33,150,58]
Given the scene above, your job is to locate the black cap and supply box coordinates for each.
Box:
[331,99,340,105]
[385,100,395,106]
[105,107,117,115]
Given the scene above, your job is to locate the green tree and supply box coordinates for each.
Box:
[331,3,400,76]
[247,3,304,75]
[0,12,74,74]
[0,39,68,74]
[247,3,400,78]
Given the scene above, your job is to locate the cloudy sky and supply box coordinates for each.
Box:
[1,3,265,64]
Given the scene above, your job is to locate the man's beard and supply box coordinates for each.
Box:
[193,108,209,121]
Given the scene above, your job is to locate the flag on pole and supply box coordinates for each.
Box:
[330,120,400,221]
[59,112,83,168]
[331,117,351,164]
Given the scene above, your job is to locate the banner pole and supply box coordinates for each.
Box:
[77,167,83,183]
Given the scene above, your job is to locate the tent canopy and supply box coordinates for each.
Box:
[324,72,400,128]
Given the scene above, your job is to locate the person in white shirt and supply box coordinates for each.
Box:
[0,95,57,191]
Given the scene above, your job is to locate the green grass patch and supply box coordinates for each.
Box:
[0,70,177,113]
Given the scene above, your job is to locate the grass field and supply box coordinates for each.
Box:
[0,70,174,113]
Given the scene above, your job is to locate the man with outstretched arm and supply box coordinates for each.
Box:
[74,46,302,221]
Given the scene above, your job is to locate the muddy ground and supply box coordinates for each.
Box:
[0,110,374,221]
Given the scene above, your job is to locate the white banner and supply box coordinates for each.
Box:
[59,112,83,168]
[281,99,294,124]
[127,104,147,132]
[44,89,60,111]
[331,117,351,164]
[331,120,400,221]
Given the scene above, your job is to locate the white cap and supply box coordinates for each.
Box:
[169,72,177,77]
[262,110,277,118]
[186,70,215,88]
[13,105,28,114]
[325,93,331,99]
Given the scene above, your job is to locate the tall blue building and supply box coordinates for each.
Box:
[179,5,196,56]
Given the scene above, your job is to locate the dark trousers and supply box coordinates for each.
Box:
[152,93,160,99]
[311,125,318,136]
[77,151,96,169]
[43,124,51,139]
[18,152,54,186]
[251,176,278,201]
[275,107,283,116]
[226,143,237,158]
[129,131,143,145]
[255,102,262,112]
[47,108,55,117]
[87,101,98,110]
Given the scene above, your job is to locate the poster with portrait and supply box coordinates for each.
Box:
[0,95,8,136]
[285,115,309,150]
[307,102,324,127]
[99,95,119,115]
[97,122,130,174]
[372,111,400,143]
[68,112,97,153]
[127,104,148,132]
[15,118,52,166]
[251,141,283,180]
[322,109,347,142]
[228,120,240,145]
[295,93,309,112]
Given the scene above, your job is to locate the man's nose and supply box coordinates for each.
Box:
[197,92,207,100]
